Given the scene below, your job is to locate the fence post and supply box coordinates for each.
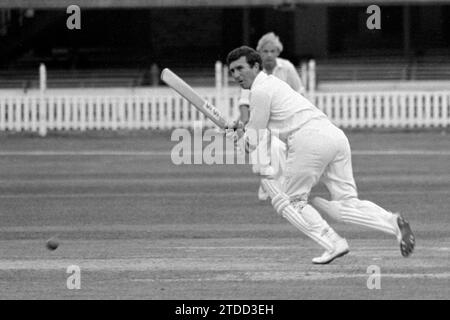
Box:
[150,63,159,87]
[215,61,223,124]
[222,63,229,120]
[300,61,308,94]
[308,59,316,97]
[39,63,47,137]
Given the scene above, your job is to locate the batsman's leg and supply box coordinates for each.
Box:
[257,135,287,201]
[271,122,352,264]
[312,197,415,257]
[261,179,349,264]
[312,128,415,257]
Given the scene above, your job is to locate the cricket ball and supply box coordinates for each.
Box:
[46,237,59,251]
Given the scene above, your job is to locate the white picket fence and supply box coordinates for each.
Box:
[313,91,450,129]
[0,89,449,136]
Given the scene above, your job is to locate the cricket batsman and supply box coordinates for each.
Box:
[237,32,304,201]
[226,46,415,264]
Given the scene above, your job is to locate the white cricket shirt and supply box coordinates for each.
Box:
[246,71,327,145]
[238,58,304,107]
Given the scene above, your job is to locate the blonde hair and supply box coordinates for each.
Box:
[256,32,283,53]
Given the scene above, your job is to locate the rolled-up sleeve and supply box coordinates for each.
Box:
[238,89,251,106]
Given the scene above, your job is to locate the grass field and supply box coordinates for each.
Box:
[0,131,449,300]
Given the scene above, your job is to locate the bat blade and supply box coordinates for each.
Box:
[160,68,228,129]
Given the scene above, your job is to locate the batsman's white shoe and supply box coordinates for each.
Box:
[312,238,350,265]
[396,214,415,257]
[257,184,269,201]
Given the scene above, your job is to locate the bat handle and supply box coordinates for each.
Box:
[225,120,244,131]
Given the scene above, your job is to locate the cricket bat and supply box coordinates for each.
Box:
[161,68,280,196]
[160,68,228,129]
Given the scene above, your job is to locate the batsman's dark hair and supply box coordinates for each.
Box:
[226,46,263,70]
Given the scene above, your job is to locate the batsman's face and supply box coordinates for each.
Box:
[259,42,279,71]
[229,56,260,89]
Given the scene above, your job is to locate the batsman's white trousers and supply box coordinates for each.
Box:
[284,118,356,200]
[282,118,400,239]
